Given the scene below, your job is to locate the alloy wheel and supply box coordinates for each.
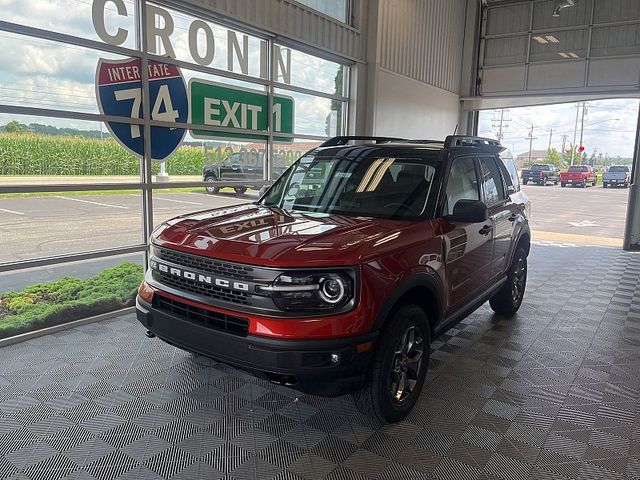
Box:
[388,325,424,403]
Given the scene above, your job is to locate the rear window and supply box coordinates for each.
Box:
[568,166,588,173]
[608,166,629,173]
[531,164,550,171]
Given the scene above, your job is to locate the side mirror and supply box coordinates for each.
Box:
[447,199,488,223]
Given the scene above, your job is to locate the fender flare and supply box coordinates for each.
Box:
[371,272,444,332]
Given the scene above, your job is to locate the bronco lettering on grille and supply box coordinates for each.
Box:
[150,260,250,292]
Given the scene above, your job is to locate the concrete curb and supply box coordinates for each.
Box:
[0,307,135,348]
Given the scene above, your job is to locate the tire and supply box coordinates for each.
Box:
[489,247,527,316]
[523,179,528,185]
[353,304,431,423]
[581,182,586,188]
[204,176,220,194]
[592,180,597,187]
[561,182,566,188]
[234,186,248,195]
[554,180,558,185]
[624,183,629,188]
[603,183,608,188]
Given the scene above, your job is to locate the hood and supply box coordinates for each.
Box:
[152,203,425,267]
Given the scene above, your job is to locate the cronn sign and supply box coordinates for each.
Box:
[95,58,188,160]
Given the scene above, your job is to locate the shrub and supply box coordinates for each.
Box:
[0,263,144,339]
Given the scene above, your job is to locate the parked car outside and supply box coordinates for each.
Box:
[137,135,531,422]
[560,165,598,188]
[603,165,631,188]
[521,164,559,186]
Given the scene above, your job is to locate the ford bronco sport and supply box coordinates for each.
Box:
[137,135,531,422]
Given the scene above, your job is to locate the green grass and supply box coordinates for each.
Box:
[0,263,144,339]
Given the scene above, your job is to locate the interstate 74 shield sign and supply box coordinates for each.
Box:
[95,58,188,160]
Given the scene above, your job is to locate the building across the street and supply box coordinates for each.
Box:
[516,149,549,168]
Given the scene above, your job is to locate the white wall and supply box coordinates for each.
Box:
[372,69,461,138]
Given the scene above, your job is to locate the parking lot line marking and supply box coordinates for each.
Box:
[0,208,25,216]
[154,196,202,205]
[54,196,129,210]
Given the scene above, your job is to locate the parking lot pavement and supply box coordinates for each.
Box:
[0,184,630,269]
[0,191,257,264]
[522,183,629,245]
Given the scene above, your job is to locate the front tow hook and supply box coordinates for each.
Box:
[145,330,156,338]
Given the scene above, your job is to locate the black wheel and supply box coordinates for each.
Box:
[554,180,558,185]
[561,182,566,187]
[624,183,629,188]
[592,180,597,187]
[522,179,528,185]
[489,247,527,316]
[603,183,607,188]
[353,304,430,423]
[234,186,248,195]
[204,176,220,194]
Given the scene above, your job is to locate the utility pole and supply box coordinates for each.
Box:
[525,125,537,166]
[572,103,581,166]
[561,134,568,162]
[578,102,589,163]
[491,108,510,141]
[547,129,553,151]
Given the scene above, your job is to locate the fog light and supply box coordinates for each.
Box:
[330,353,340,364]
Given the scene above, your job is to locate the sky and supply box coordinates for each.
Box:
[0,0,343,138]
[478,99,640,159]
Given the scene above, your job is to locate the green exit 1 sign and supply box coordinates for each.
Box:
[189,79,294,142]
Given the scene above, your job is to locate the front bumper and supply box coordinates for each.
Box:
[136,296,377,396]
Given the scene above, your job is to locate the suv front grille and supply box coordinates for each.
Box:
[154,295,249,337]
[156,247,254,280]
[156,273,250,305]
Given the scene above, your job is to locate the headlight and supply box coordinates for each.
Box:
[261,271,355,312]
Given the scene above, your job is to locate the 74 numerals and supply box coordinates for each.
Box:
[114,85,179,139]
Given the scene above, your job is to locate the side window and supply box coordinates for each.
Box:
[444,156,480,215]
[478,156,506,206]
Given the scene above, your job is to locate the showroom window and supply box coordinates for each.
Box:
[295,0,350,23]
[0,0,351,338]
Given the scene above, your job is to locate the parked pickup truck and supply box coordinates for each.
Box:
[603,165,631,188]
[521,164,559,186]
[560,165,598,188]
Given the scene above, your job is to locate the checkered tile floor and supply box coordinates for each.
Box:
[1,244,640,480]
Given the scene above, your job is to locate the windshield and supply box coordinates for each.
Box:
[568,166,588,172]
[531,164,549,170]
[609,166,629,173]
[261,154,440,219]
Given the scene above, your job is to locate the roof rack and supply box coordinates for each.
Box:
[319,136,406,147]
[444,135,501,148]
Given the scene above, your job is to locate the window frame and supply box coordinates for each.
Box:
[441,154,482,217]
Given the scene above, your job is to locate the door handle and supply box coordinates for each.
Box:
[508,214,517,222]
[479,224,493,236]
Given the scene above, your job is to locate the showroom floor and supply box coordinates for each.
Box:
[1,243,639,480]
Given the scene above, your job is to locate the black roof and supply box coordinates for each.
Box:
[312,135,504,157]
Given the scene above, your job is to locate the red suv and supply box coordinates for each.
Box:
[137,136,531,422]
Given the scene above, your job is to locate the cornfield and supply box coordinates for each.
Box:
[0,132,211,176]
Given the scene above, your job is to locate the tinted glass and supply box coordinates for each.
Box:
[531,164,550,170]
[609,166,629,173]
[568,166,588,172]
[262,154,438,219]
[479,156,506,206]
[444,157,480,215]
